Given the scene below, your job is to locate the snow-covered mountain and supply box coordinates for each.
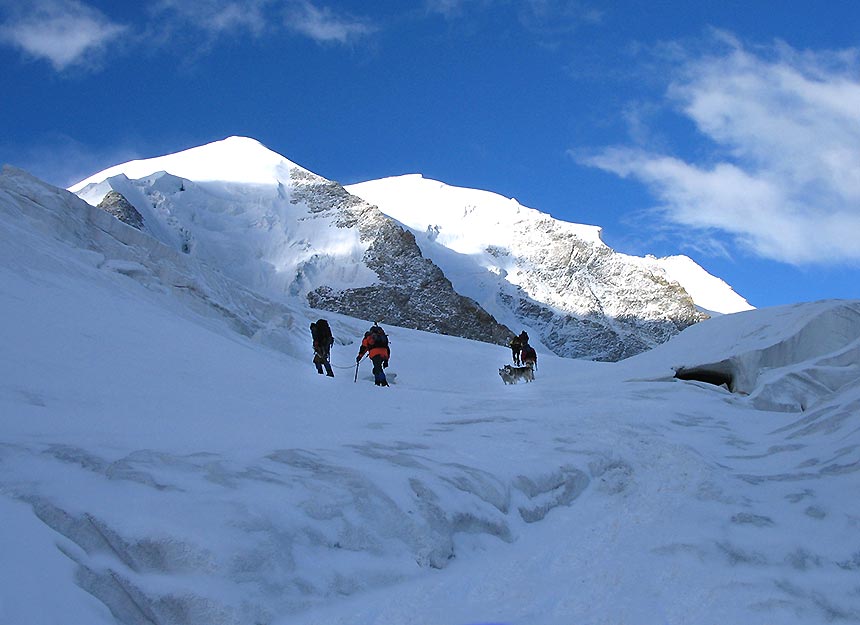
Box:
[347,174,753,359]
[70,137,748,360]
[2,159,859,624]
[70,137,513,346]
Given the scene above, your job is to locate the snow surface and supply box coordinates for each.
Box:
[644,254,754,316]
[346,174,753,316]
[2,164,860,624]
[349,173,605,252]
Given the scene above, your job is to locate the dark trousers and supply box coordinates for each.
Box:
[370,355,387,386]
[314,352,334,376]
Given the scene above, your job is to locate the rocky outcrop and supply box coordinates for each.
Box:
[96,190,144,230]
[291,170,514,345]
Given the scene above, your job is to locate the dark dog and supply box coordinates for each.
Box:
[499,364,535,384]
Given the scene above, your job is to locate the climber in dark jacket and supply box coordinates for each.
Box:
[310,319,334,377]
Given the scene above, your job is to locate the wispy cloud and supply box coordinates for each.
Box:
[151,0,270,38]
[284,0,377,44]
[424,0,602,30]
[579,33,860,266]
[0,133,142,189]
[424,0,485,18]
[0,0,126,71]
[150,0,376,46]
[1,0,377,73]
[517,0,603,33]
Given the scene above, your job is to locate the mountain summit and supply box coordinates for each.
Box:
[70,136,310,189]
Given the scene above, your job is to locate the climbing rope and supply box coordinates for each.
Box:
[316,352,364,370]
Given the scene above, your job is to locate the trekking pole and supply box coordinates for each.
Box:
[354,359,360,383]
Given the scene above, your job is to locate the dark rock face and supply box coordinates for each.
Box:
[291,170,514,345]
[96,191,144,230]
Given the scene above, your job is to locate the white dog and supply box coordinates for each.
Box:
[499,364,535,384]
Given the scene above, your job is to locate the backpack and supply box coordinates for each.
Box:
[315,319,333,345]
[521,344,537,362]
[368,326,388,348]
[310,319,333,348]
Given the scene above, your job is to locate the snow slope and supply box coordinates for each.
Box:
[642,253,754,315]
[2,165,860,624]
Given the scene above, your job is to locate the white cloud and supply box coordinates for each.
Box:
[580,35,860,266]
[284,0,376,44]
[0,0,126,70]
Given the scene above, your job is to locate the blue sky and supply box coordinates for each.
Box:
[1,0,858,309]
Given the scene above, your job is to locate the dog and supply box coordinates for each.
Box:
[499,363,535,384]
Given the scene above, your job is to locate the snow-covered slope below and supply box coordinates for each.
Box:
[3,163,860,625]
[348,174,752,359]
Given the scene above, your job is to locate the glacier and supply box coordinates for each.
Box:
[1,163,859,624]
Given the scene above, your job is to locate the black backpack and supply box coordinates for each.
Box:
[368,326,388,348]
[310,319,333,347]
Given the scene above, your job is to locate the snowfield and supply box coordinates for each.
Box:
[2,164,860,625]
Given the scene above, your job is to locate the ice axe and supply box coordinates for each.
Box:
[354,354,364,383]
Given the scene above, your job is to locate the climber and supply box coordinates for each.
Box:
[356,325,390,386]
